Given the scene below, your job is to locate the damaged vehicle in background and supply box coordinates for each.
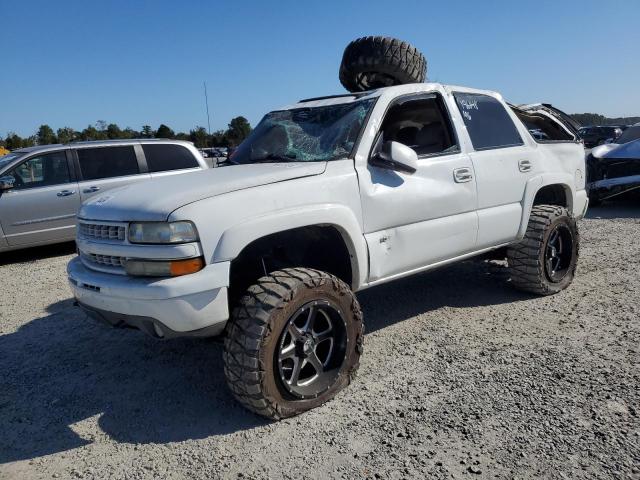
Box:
[578,125,623,148]
[586,125,640,204]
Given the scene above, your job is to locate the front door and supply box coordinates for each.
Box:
[356,92,478,283]
[0,150,80,246]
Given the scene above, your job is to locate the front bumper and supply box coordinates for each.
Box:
[67,257,230,338]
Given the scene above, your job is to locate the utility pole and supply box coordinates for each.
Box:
[204,81,212,141]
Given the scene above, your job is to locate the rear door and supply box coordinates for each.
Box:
[74,145,151,203]
[141,143,203,179]
[0,149,80,246]
[453,91,536,248]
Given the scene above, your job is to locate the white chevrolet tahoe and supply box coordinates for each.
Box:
[67,83,588,419]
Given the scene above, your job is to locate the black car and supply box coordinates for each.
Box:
[578,126,623,148]
[586,125,640,204]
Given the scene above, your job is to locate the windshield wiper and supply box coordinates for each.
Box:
[249,153,297,163]
[217,157,239,166]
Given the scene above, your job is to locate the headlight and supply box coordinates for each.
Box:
[128,221,198,244]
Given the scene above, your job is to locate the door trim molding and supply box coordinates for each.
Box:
[12,213,76,226]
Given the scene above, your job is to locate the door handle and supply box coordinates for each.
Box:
[518,159,532,172]
[453,167,473,183]
[56,190,76,197]
[83,186,101,193]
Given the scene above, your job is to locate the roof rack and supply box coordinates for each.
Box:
[298,91,373,103]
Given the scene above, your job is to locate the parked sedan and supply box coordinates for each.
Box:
[587,125,640,203]
[0,139,208,252]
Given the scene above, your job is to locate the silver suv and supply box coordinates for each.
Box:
[0,139,208,252]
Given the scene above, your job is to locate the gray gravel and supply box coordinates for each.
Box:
[1,201,639,480]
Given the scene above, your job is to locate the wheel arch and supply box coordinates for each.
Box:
[214,204,368,292]
[517,175,576,239]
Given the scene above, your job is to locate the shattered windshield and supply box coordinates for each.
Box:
[231,98,376,164]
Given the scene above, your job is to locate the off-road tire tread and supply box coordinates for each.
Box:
[223,268,364,420]
[507,205,579,295]
[339,36,426,92]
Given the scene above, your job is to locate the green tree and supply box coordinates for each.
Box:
[225,116,251,146]
[120,127,138,139]
[106,123,123,139]
[22,135,36,147]
[56,127,77,144]
[80,125,100,141]
[141,125,154,138]
[156,124,174,139]
[95,120,108,133]
[5,133,24,150]
[211,129,227,147]
[189,126,208,148]
[37,124,57,145]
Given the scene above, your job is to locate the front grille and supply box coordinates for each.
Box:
[80,250,126,271]
[79,222,126,242]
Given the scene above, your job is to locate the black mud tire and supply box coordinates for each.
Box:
[223,268,364,420]
[507,205,579,295]
[339,36,426,93]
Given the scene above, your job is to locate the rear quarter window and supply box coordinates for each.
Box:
[77,146,139,180]
[454,93,524,151]
[142,144,199,172]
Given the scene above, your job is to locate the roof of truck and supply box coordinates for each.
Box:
[283,83,501,110]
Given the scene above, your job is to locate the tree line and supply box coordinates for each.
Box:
[570,113,640,127]
[1,116,252,151]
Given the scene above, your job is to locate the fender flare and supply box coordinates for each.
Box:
[212,204,368,290]
[517,174,575,239]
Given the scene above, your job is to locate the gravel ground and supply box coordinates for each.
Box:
[1,201,639,480]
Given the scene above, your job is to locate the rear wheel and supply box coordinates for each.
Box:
[223,268,364,420]
[507,205,579,295]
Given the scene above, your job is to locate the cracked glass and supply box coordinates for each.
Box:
[232,98,376,164]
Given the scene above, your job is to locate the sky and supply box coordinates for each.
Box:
[1,0,639,138]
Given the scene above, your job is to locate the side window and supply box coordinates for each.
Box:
[454,93,523,150]
[377,94,458,157]
[77,146,139,180]
[142,144,199,172]
[9,151,71,190]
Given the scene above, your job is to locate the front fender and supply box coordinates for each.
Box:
[212,204,368,290]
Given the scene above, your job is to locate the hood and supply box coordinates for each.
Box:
[80,162,327,221]
[591,143,619,159]
[592,139,640,160]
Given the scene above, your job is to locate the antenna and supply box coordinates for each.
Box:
[204,81,212,137]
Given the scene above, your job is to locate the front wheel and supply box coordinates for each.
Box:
[507,205,579,295]
[223,268,364,420]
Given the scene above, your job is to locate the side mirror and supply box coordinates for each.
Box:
[0,176,15,191]
[370,141,418,174]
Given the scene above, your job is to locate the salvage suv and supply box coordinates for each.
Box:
[68,82,588,419]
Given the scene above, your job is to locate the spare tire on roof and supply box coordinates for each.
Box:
[339,36,427,93]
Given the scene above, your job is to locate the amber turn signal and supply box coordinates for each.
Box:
[169,257,205,276]
[125,257,205,277]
